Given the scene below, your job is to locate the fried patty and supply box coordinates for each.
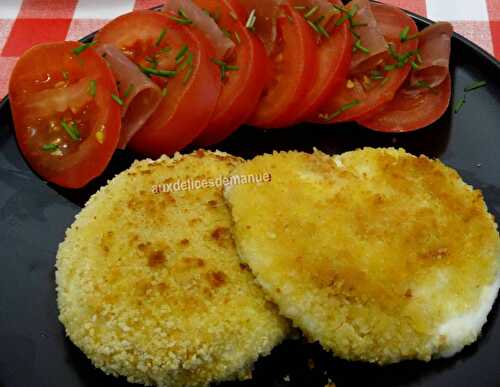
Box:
[56,150,288,386]
[224,148,500,364]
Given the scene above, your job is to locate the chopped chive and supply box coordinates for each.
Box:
[160,46,172,53]
[316,23,330,38]
[178,51,193,71]
[72,41,96,56]
[350,22,368,28]
[230,11,238,21]
[370,73,385,80]
[221,27,233,39]
[234,30,241,44]
[336,4,357,26]
[162,86,168,97]
[304,5,319,19]
[41,143,59,152]
[175,44,189,63]
[354,39,369,54]
[294,5,307,11]
[61,120,81,141]
[212,58,239,79]
[454,95,466,114]
[170,10,192,25]
[182,65,194,84]
[88,79,97,97]
[411,61,419,70]
[384,64,397,71]
[307,20,321,34]
[349,26,360,39]
[62,71,69,81]
[145,56,159,69]
[400,26,410,42]
[140,66,177,78]
[155,29,167,47]
[246,9,256,31]
[332,5,349,13]
[123,83,135,98]
[464,80,487,92]
[414,80,431,89]
[380,76,390,86]
[111,94,124,106]
[320,99,360,121]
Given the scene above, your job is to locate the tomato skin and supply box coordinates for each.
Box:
[9,42,121,189]
[96,11,221,157]
[247,3,318,129]
[294,1,353,122]
[312,3,419,124]
[193,0,270,146]
[357,75,452,132]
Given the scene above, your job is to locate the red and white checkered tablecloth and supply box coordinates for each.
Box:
[1,0,499,98]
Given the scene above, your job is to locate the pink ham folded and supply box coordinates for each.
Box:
[97,44,162,149]
[347,0,388,72]
[236,0,284,53]
[411,22,453,88]
[162,0,234,59]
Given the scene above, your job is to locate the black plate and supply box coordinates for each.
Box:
[1,7,500,387]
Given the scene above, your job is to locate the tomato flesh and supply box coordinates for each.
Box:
[293,0,353,122]
[96,10,221,157]
[192,0,269,146]
[248,4,317,129]
[312,3,419,124]
[9,42,121,189]
[357,75,452,132]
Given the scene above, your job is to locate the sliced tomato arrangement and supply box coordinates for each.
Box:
[192,0,269,146]
[8,1,455,189]
[312,3,419,124]
[292,0,353,122]
[9,42,121,189]
[96,10,221,157]
[358,75,452,132]
[248,3,317,128]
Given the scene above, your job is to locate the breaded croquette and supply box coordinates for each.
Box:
[224,148,500,364]
[56,150,288,386]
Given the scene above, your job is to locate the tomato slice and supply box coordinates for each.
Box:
[191,0,269,146]
[312,3,419,124]
[292,0,353,122]
[357,75,451,132]
[247,3,317,129]
[8,42,121,189]
[96,10,221,157]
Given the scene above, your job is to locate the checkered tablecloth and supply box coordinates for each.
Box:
[1,0,499,98]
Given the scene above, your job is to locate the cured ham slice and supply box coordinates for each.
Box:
[347,0,388,72]
[236,0,284,53]
[163,0,234,58]
[411,22,453,88]
[97,44,162,149]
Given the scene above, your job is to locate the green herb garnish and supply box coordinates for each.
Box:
[183,66,194,84]
[111,94,124,106]
[454,95,466,114]
[353,39,369,54]
[400,26,410,42]
[41,143,59,152]
[140,66,177,78]
[88,79,97,97]
[72,41,96,56]
[178,51,193,71]
[320,99,360,121]
[335,4,358,26]
[62,71,69,81]
[162,86,168,97]
[464,80,487,92]
[304,5,319,19]
[61,120,81,141]
[175,44,189,63]
[156,29,167,46]
[246,9,256,31]
[123,83,135,98]
[212,58,239,80]
[170,9,193,25]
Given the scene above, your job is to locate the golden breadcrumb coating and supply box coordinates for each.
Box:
[56,150,288,386]
[224,148,500,364]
